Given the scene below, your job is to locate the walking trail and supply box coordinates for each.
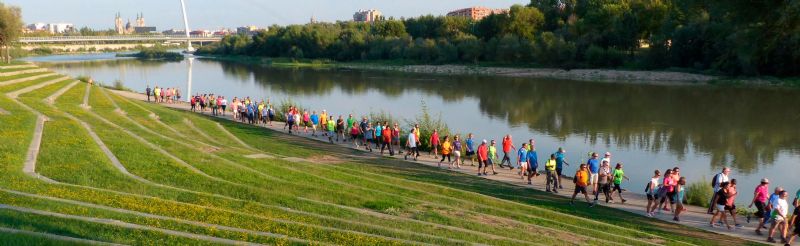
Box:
[112,90,780,244]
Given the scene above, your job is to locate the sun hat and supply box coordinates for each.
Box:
[761,178,769,183]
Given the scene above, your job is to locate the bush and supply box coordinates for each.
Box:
[404,100,453,151]
[685,178,713,208]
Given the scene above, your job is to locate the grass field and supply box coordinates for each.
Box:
[0,65,763,245]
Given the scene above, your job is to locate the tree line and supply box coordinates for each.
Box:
[198,0,800,77]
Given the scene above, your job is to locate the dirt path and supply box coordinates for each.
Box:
[112,89,778,245]
[0,204,263,246]
[0,226,122,245]
[22,116,57,184]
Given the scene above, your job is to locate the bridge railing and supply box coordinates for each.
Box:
[18,35,224,43]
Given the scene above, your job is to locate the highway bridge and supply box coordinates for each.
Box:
[18,35,223,44]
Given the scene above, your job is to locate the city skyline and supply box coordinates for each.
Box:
[8,0,526,31]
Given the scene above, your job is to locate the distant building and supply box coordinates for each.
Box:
[236,26,258,35]
[115,12,152,34]
[26,23,47,31]
[190,30,212,37]
[47,23,74,33]
[447,6,508,21]
[134,26,157,34]
[162,29,186,35]
[353,9,383,22]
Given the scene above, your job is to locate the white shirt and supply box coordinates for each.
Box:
[407,133,417,148]
[648,177,660,194]
[773,198,788,219]
[712,173,729,192]
[602,157,611,166]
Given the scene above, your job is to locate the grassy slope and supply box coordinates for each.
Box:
[0,68,765,245]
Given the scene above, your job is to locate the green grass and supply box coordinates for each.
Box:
[0,71,51,83]
[0,67,767,245]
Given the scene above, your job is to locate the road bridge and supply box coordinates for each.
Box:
[18,35,222,44]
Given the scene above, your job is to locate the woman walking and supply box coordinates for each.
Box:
[709,182,733,230]
[725,179,742,227]
[451,135,463,169]
[429,130,440,158]
[611,163,630,204]
[645,170,661,217]
[350,122,360,148]
[658,169,675,213]
[594,160,612,203]
[363,123,374,151]
[438,136,452,168]
[673,177,687,221]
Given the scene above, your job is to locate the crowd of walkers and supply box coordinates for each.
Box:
[144,85,181,104]
[146,91,799,245]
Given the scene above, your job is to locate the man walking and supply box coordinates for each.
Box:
[404,128,418,161]
[544,154,558,193]
[145,84,152,102]
[587,152,601,198]
[500,135,515,169]
[477,140,489,176]
[555,147,569,189]
[708,167,731,214]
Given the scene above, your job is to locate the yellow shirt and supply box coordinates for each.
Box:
[441,141,452,155]
[545,159,556,171]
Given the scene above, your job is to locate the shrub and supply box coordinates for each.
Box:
[685,178,712,208]
[404,100,453,151]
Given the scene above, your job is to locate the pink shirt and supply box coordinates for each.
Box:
[754,185,768,202]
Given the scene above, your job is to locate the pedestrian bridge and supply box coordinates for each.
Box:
[18,35,223,44]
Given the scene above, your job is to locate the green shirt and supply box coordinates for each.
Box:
[347,118,355,128]
[327,120,335,131]
[613,169,625,184]
[488,146,497,160]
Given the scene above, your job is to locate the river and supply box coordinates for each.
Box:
[24,53,800,198]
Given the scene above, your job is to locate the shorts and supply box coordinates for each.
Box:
[589,173,599,185]
[487,158,494,165]
[574,186,587,194]
[715,204,726,212]
[794,221,800,235]
[328,130,334,135]
[754,201,766,218]
[392,137,399,143]
[666,191,676,203]
[466,151,475,157]
[613,183,622,193]
[454,151,461,157]
[646,194,656,201]
[351,134,359,139]
[724,204,736,211]
[556,168,563,176]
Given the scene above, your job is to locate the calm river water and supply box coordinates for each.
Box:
[25,53,800,197]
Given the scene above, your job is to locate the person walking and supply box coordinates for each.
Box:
[365,122,375,151]
[374,122,383,148]
[709,167,732,214]
[555,147,569,189]
[190,94,196,111]
[465,134,476,166]
[709,182,733,230]
[526,146,539,185]
[350,122,360,148]
[725,179,742,228]
[658,169,676,213]
[476,140,489,176]
[784,189,799,245]
[570,164,593,207]
[380,122,393,155]
[611,163,630,204]
[438,136,452,168]
[429,129,440,158]
[544,154,558,193]
[220,96,227,116]
[673,177,687,221]
[645,170,661,217]
[310,111,319,136]
[392,123,401,154]
[154,86,161,103]
[587,152,601,199]
[327,116,336,144]
[500,135,515,169]
[594,160,612,204]
[517,143,529,180]
[145,85,151,102]
[404,128,418,161]
[336,116,346,142]
[451,135,463,169]
[749,178,770,235]
[488,140,499,174]
[767,190,790,243]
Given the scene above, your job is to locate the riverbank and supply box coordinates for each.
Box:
[117,88,775,245]
[196,55,800,87]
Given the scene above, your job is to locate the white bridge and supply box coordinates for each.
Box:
[18,35,223,44]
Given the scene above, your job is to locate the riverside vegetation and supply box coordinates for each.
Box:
[0,64,765,245]
[197,1,800,79]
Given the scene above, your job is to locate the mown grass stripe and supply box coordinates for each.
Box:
[45,80,80,105]
[0,226,122,246]
[6,76,70,99]
[0,72,56,86]
[0,204,263,246]
[22,116,56,184]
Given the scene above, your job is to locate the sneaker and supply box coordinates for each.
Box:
[673,216,679,222]
[477,173,482,176]
[621,199,627,204]
[404,155,408,160]
[546,189,551,193]
[528,181,532,185]
[492,172,498,175]
[553,190,558,194]
[589,203,595,208]
[767,237,775,243]
[569,201,574,206]
[755,230,762,236]
[559,185,563,189]
[735,224,743,228]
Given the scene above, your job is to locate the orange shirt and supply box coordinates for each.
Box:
[575,170,589,187]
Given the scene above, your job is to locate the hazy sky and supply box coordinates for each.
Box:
[8,0,527,30]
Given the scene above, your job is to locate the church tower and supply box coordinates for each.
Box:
[114,12,124,34]
[136,12,145,27]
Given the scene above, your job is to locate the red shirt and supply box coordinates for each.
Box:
[502,137,512,152]
[382,128,392,142]
[477,144,488,161]
[430,132,439,145]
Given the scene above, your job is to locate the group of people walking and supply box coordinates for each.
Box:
[154,91,799,245]
[144,85,180,104]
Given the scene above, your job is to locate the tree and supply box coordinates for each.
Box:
[504,5,545,40]
[0,3,22,63]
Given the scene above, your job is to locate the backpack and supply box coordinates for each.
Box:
[711,174,719,188]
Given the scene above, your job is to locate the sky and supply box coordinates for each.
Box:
[8,0,528,30]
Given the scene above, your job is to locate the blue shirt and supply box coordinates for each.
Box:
[310,114,319,125]
[453,141,462,151]
[517,148,528,162]
[375,125,382,137]
[465,138,474,152]
[587,158,600,173]
[527,150,538,169]
[555,152,565,169]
